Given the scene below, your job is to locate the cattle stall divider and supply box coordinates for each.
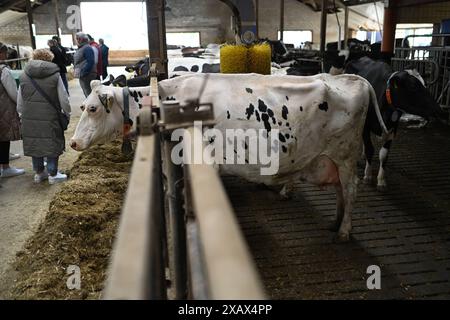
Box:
[104,65,266,300]
[394,35,450,114]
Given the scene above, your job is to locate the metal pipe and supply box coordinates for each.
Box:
[279,0,284,41]
[162,133,187,300]
[146,0,168,79]
[53,0,61,38]
[25,0,36,49]
[320,0,327,55]
[344,6,349,50]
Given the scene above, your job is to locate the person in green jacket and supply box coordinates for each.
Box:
[17,48,71,184]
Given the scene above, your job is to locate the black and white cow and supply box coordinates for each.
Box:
[70,73,387,242]
[345,56,447,191]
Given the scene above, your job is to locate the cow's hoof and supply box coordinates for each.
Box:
[363,176,372,185]
[333,233,350,243]
[328,221,340,232]
[377,184,388,192]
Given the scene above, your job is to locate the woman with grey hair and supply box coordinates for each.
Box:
[0,42,25,178]
[17,48,71,184]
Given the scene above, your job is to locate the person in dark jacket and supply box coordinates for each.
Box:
[18,48,71,184]
[48,39,69,94]
[99,38,109,80]
[74,32,97,97]
[0,42,24,178]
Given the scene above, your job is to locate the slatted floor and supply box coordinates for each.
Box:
[222,121,450,299]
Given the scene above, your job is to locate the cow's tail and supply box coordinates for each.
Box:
[367,81,389,136]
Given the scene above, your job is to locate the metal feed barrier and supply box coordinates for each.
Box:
[103,66,265,300]
[393,34,450,111]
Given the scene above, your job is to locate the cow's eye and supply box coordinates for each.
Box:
[80,105,85,111]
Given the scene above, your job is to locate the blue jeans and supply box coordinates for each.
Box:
[32,157,59,176]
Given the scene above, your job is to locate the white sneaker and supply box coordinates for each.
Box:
[34,170,49,183]
[1,167,25,178]
[9,153,21,161]
[48,172,67,185]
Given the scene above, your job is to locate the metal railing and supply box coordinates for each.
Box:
[393,45,450,110]
[104,65,265,300]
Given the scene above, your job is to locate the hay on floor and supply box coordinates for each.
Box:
[10,140,133,299]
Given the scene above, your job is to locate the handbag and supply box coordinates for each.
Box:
[26,73,69,131]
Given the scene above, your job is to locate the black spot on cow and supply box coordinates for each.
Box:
[191,65,199,72]
[282,105,289,120]
[282,146,287,153]
[286,96,289,101]
[246,88,253,94]
[267,108,276,124]
[261,113,271,132]
[319,101,329,112]
[255,110,261,122]
[285,133,290,139]
[209,137,215,144]
[245,103,255,120]
[166,96,176,101]
[258,99,268,113]
[138,92,143,98]
[138,104,142,109]
[278,121,282,126]
[227,110,231,119]
[300,106,303,112]
[202,63,220,73]
[278,133,286,143]
[174,66,189,72]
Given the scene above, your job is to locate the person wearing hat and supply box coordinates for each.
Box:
[0,42,25,178]
[73,32,97,97]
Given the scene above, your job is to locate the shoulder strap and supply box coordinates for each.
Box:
[25,73,60,112]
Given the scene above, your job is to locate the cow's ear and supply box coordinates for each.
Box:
[90,80,101,90]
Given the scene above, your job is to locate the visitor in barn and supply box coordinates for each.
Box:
[0,42,25,179]
[87,34,103,80]
[48,39,69,94]
[17,48,71,185]
[99,38,109,80]
[73,32,97,97]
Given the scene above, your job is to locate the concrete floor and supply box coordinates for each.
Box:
[0,80,84,298]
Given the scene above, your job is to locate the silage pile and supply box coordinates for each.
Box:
[10,140,133,299]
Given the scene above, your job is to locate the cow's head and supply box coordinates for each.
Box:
[70,81,123,151]
[389,70,446,120]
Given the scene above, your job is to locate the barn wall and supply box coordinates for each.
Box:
[258,0,380,49]
[397,2,450,24]
[0,0,235,47]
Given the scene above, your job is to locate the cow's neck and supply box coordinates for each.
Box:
[117,86,150,111]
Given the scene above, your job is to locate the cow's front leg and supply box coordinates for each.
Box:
[363,128,374,184]
[377,140,392,192]
[335,167,358,243]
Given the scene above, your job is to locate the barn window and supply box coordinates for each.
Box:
[277,30,313,49]
[35,34,73,49]
[166,32,201,48]
[395,24,433,47]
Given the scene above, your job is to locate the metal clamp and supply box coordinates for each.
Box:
[160,100,215,131]
[136,108,158,136]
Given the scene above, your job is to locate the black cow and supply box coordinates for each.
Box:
[345,56,447,191]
